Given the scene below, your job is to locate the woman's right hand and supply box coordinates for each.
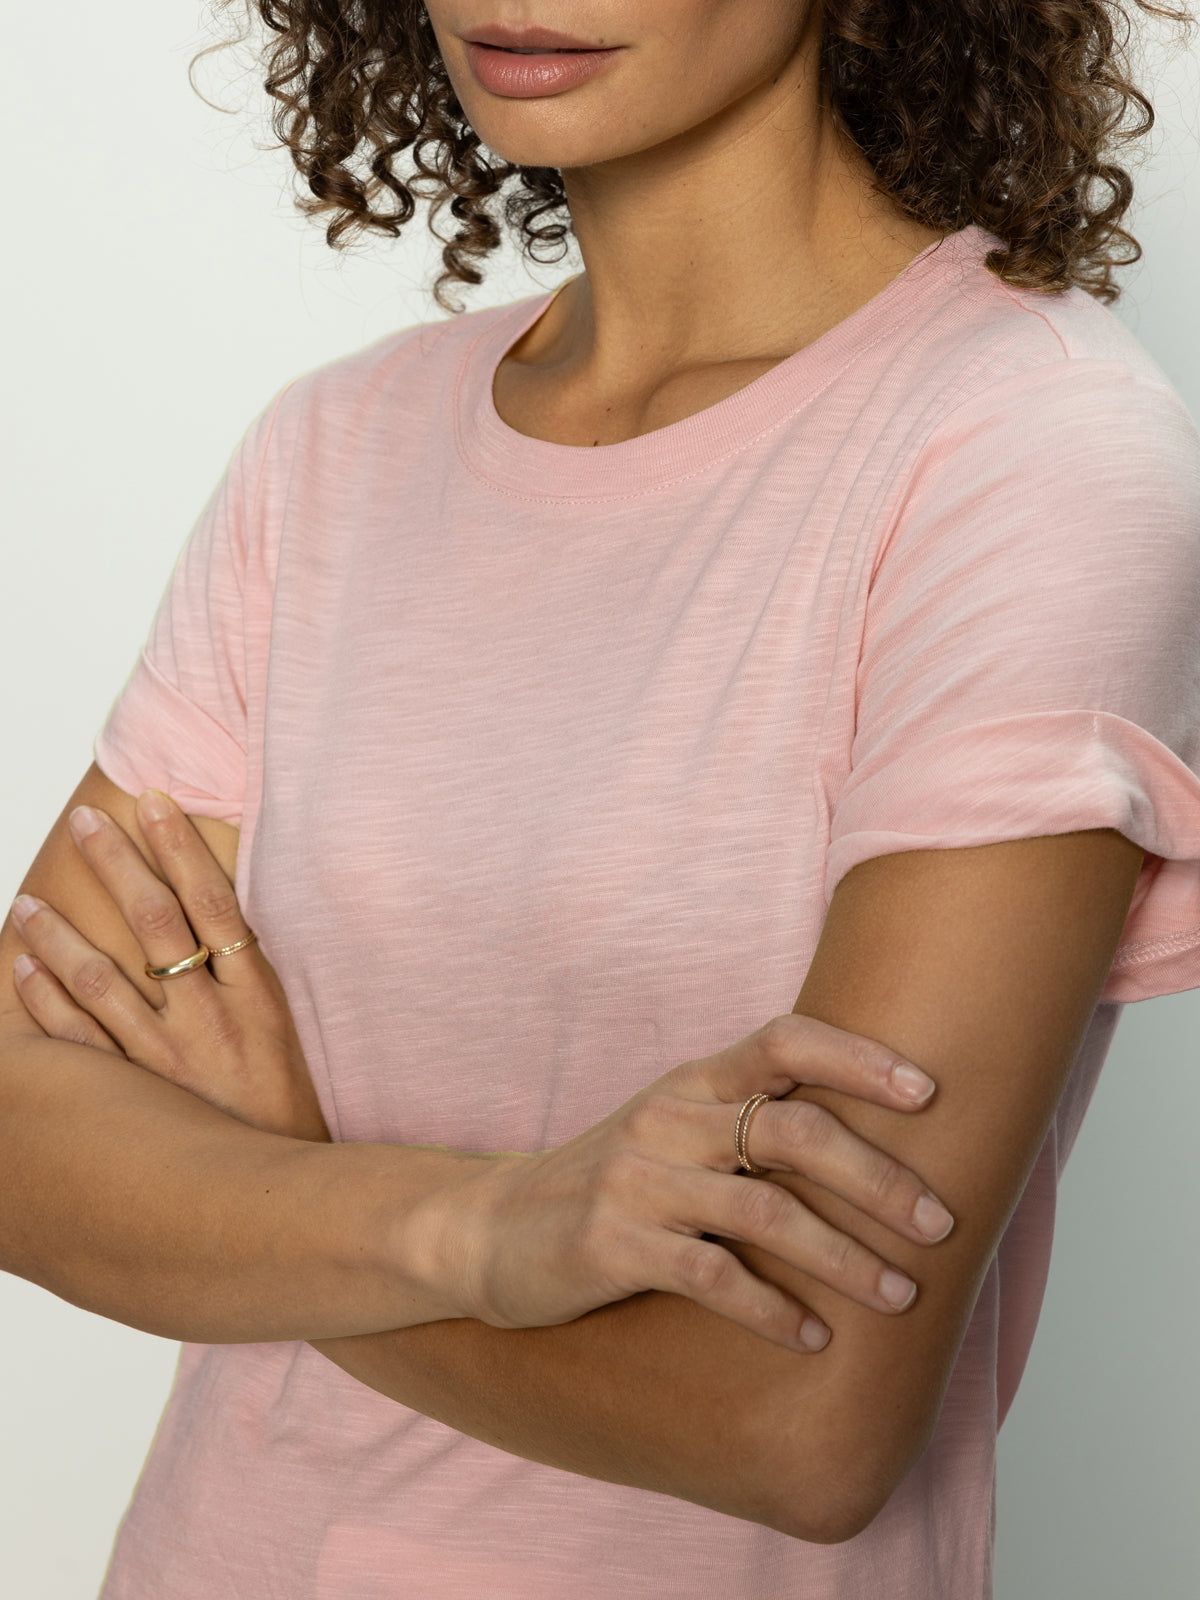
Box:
[445,1016,955,1354]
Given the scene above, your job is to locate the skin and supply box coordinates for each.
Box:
[5,783,1144,1543]
[426,2,945,445]
[1,781,950,1344]
[1,0,1151,1550]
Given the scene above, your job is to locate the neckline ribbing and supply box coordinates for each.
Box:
[455,223,1001,500]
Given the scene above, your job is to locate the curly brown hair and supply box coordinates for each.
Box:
[201,0,1195,313]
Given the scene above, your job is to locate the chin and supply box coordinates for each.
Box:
[471,116,664,173]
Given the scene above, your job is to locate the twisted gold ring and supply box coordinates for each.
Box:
[145,945,210,981]
[735,1092,773,1175]
[209,931,258,959]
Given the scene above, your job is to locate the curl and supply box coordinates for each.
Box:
[202,0,1196,312]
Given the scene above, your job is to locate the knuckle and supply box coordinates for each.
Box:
[783,1097,833,1153]
[676,1238,731,1297]
[736,1176,790,1234]
[756,1013,802,1065]
[73,955,116,1004]
[864,1158,909,1212]
[624,1092,676,1146]
[143,809,187,852]
[840,1030,881,1077]
[819,1230,858,1284]
[186,880,240,928]
[130,891,182,943]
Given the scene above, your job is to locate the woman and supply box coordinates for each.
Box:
[2,1,1199,1595]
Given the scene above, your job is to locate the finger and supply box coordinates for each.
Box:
[66,803,215,990]
[685,1012,937,1111]
[734,1098,955,1245]
[10,897,169,1061]
[12,952,123,1054]
[680,1167,919,1318]
[651,1229,832,1354]
[132,791,257,985]
[623,1088,954,1247]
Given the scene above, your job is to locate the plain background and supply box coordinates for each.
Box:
[1,5,1197,1595]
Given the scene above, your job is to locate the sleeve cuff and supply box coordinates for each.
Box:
[826,708,1200,1003]
[93,650,246,826]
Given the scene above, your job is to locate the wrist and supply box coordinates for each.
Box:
[397,1151,532,1325]
[357,1147,527,1328]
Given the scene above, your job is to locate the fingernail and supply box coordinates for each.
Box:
[138,790,173,823]
[891,1061,936,1103]
[914,1193,955,1241]
[799,1317,830,1352]
[13,953,37,982]
[880,1268,918,1310]
[69,806,103,841]
[11,894,42,930]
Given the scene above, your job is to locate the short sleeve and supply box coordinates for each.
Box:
[93,382,295,825]
[827,360,1200,1003]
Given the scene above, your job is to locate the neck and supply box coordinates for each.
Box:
[537,39,939,388]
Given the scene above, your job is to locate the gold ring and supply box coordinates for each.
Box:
[145,945,210,981]
[735,1093,773,1175]
[208,931,258,959]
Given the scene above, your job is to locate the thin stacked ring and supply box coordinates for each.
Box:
[735,1092,773,1175]
[144,929,258,981]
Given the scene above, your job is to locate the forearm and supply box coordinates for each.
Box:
[307,1113,960,1544]
[309,1280,843,1541]
[0,1029,475,1344]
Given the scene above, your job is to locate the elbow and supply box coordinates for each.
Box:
[761,1465,902,1542]
[732,1333,942,1545]
[762,1475,892,1548]
[753,1425,927,1546]
[802,1477,896,1546]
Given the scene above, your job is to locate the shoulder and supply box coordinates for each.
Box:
[874,245,1200,583]
[265,295,537,449]
[929,225,1177,381]
[898,228,1194,453]
[207,296,539,529]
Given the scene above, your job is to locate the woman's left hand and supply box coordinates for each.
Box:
[11,792,330,1143]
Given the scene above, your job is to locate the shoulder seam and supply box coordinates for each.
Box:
[987,271,1072,361]
[245,378,301,541]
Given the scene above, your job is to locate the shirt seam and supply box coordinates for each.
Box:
[1110,919,1200,966]
[245,376,303,598]
[988,272,1072,361]
[451,301,973,505]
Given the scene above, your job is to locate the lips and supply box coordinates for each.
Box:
[464,24,609,50]
[462,38,624,97]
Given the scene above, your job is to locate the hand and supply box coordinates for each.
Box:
[11,794,954,1354]
[11,791,330,1143]
[444,1013,954,1354]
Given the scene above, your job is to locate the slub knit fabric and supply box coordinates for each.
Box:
[94,223,1200,1598]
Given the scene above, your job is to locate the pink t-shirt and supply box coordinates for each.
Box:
[94,222,1200,1598]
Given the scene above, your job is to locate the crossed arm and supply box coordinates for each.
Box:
[0,766,1145,1544]
[307,814,1143,1541]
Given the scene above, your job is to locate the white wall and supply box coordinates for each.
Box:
[1,5,1197,1595]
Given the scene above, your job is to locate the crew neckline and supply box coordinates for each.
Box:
[455,223,1000,499]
